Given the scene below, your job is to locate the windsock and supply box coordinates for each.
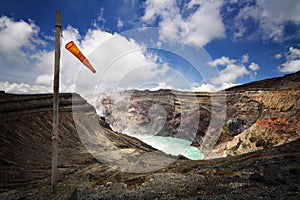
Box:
[65,41,96,73]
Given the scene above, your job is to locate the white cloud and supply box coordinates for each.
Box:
[249,62,259,71]
[0,15,170,96]
[0,81,52,94]
[82,33,173,95]
[191,83,217,92]
[191,82,240,92]
[241,54,249,63]
[142,0,225,46]
[289,47,300,58]
[35,74,53,86]
[0,16,80,93]
[208,54,255,86]
[219,82,240,90]
[256,0,300,22]
[211,63,249,84]
[249,62,260,80]
[0,16,45,83]
[278,47,300,73]
[97,8,106,24]
[207,56,235,67]
[275,53,282,59]
[117,19,124,29]
[148,81,174,91]
[233,0,300,42]
[0,16,40,52]
[279,60,300,73]
[206,54,260,88]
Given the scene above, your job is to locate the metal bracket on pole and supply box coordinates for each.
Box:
[52,10,61,193]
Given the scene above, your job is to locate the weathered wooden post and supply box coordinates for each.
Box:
[52,10,61,193]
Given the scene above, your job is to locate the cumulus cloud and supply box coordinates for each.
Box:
[249,62,259,79]
[148,81,174,91]
[207,56,235,67]
[232,0,300,42]
[141,0,225,46]
[35,74,53,86]
[0,81,52,94]
[275,53,282,59]
[278,47,300,73]
[187,53,261,92]
[82,34,189,97]
[211,62,249,84]
[289,47,300,57]
[0,13,226,94]
[117,19,124,29]
[0,13,172,96]
[280,60,300,73]
[63,29,175,97]
[241,54,249,63]
[191,82,240,92]
[208,56,249,84]
[203,54,260,91]
[0,16,41,52]
[249,62,259,71]
[191,83,217,92]
[0,16,45,83]
[97,7,106,24]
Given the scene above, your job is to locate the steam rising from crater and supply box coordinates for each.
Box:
[73,27,226,172]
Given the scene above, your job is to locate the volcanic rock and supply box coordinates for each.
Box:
[99,72,300,158]
[0,71,299,199]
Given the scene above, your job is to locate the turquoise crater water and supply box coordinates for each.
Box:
[123,131,204,160]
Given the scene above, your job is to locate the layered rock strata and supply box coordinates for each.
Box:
[99,72,300,158]
[0,90,299,199]
[1,71,300,199]
[0,93,160,192]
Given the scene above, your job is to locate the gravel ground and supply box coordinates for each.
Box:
[2,140,299,200]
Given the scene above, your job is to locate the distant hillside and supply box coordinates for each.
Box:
[226,71,300,91]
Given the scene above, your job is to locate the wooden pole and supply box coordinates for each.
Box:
[52,10,61,193]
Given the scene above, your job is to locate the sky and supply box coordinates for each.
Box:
[0,0,300,94]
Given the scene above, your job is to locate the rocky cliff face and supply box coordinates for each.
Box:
[212,89,299,158]
[0,92,161,193]
[99,71,300,158]
[0,82,300,199]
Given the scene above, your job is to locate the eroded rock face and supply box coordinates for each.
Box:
[211,90,300,158]
[100,90,212,139]
[98,90,223,156]
[0,93,160,192]
[99,73,300,159]
[0,88,299,199]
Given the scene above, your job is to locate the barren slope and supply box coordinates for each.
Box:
[0,71,300,199]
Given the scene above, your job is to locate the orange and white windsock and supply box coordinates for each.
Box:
[65,41,96,73]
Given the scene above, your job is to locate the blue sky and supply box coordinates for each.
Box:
[0,0,300,94]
